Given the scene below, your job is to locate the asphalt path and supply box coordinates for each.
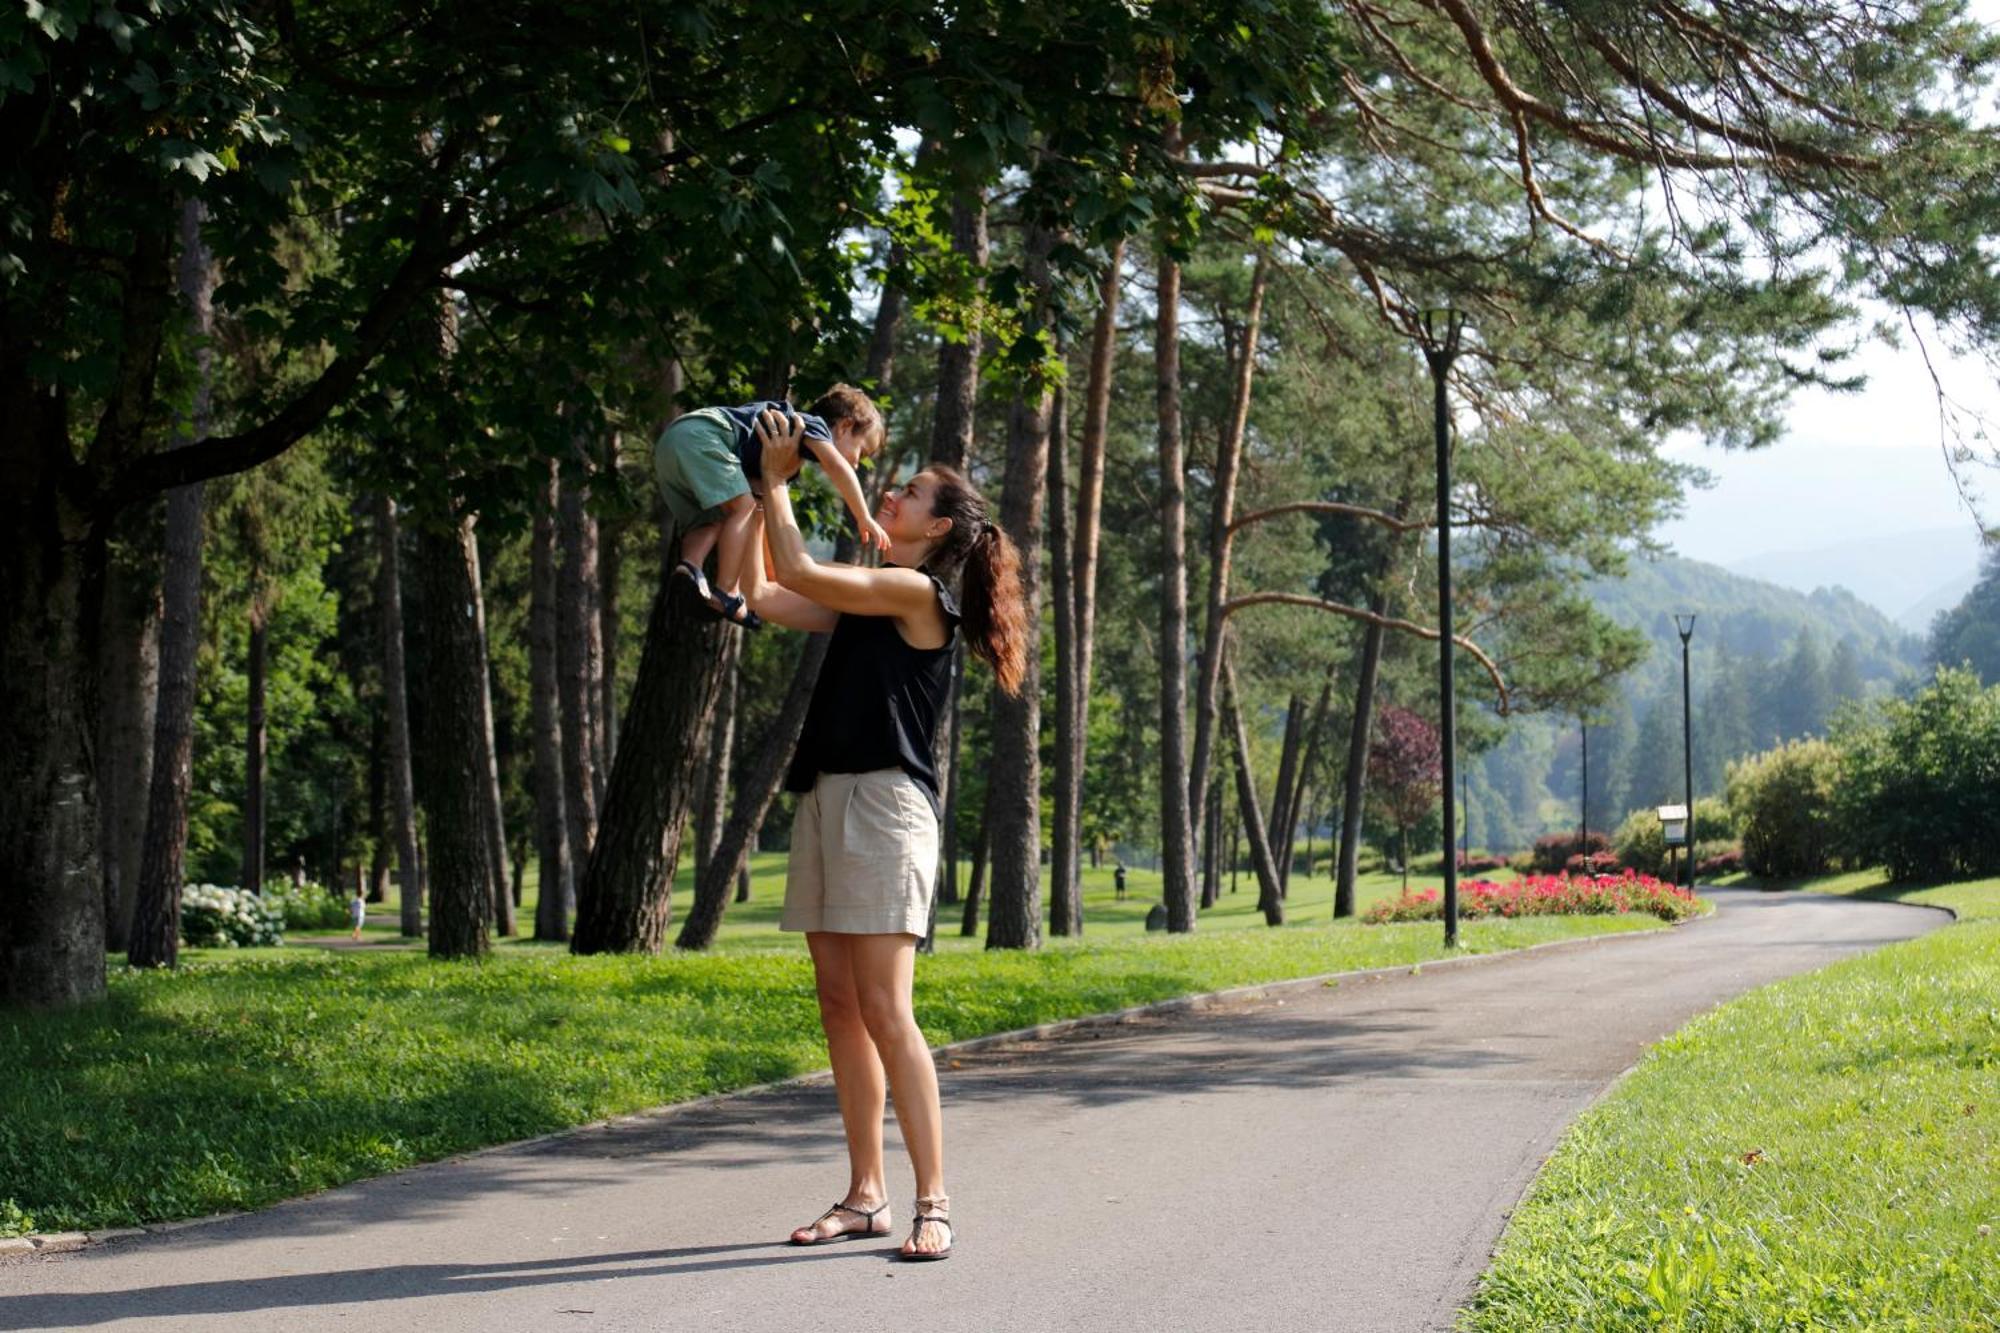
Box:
[0,888,1946,1332]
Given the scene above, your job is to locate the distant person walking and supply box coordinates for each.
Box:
[349,888,367,942]
[743,411,1029,1261]
[1114,862,1128,901]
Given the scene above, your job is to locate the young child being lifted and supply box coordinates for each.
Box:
[653,384,890,629]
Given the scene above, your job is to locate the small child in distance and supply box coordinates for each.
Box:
[653,384,890,629]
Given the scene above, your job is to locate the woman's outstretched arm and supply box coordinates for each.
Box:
[741,506,838,633]
[758,415,937,620]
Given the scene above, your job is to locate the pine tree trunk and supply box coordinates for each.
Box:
[1154,242,1197,933]
[1188,254,1270,842]
[1048,367,1082,937]
[1200,775,1222,909]
[241,599,269,894]
[129,200,216,970]
[959,812,990,938]
[558,468,603,880]
[531,461,571,943]
[695,633,740,880]
[465,531,514,936]
[377,495,424,937]
[676,629,827,951]
[598,443,622,765]
[1071,238,1122,851]
[1223,654,1285,925]
[1268,693,1305,898]
[735,864,750,904]
[1335,601,1389,919]
[571,574,726,953]
[1282,670,1337,891]
[415,516,496,958]
[938,643,965,908]
[97,558,160,953]
[367,716,389,902]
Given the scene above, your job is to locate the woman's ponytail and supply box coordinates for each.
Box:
[924,468,1029,697]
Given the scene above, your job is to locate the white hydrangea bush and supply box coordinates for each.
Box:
[179,884,285,949]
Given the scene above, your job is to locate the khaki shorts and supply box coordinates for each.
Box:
[652,408,749,530]
[781,770,939,937]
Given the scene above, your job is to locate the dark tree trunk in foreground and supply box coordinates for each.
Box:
[1335,598,1390,919]
[572,575,726,954]
[985,225,1056,951]
[416,516,497,959]
[241,601,269,894]
[129,201,216,971]
[598,453,622,767]
[1154,242,1197,932]
[466,532,514,936]
[1223,655,1285,926]
[1268,693,1305,898]
[530,462,571,942]
[558,468,603,879]
[97,560,160,953]
[1047,371,1082,937]
[377,495,424,937]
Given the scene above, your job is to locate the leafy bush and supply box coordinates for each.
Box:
[1458,850,1510,874]
[1530,830,1612,873]
[1835,667,2000,882]
[1365,871,1701,924]
[266,879,352,932]
[179,885,284,949]
[1725,738,1844,878]
[1613,808,1668,877]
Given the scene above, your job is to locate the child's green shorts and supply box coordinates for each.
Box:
[652,408,749,530]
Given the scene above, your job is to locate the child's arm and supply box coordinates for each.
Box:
[805,435,892,550]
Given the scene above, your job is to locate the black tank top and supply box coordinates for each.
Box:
[784,572,960,818]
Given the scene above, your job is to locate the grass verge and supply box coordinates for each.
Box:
[3,895,1660,1237]
[1462,874,1999,1331]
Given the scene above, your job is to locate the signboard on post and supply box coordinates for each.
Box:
[1656,804,1689,847]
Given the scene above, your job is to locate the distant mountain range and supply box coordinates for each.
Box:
[1721,525,1985,633]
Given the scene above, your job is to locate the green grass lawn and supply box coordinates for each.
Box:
[2,856,1650,1238]
[1463,872,2000,1331]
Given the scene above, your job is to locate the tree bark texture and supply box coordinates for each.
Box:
[694,632,740,880]
[466,530,514,936]
[129,200,217,971]
[984,362,1053,950]
[1047,368,1082,937]
[97,558,159,953]
[598,443,622,766]
[572,574,726,953]
[558,467,604,881]
[1154,245,1197,932]
[1335,598,1390,919]
[377,495,425,937]
[415,516,497,958]
[530,461,572,942]
[959,814,990,938]
[1223,654,1286,926]
[1188,253,1270,845]
[1268,692,1305,897]
[928,193,988,469]
[1070,239,1123,847]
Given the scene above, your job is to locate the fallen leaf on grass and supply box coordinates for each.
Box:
[1740,1149,1764,1166]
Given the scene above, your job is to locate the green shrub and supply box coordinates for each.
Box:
[1836,667,2000,882]
[1613,808,1667,876]
[266,879,353,932]
[1691,795,1735,843]
[1725,738,1844,878]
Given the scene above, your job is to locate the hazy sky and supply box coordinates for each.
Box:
[1653,327,1997,569]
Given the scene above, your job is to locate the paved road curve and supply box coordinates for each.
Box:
[0,889,1945,1332]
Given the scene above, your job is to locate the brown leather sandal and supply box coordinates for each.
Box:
[789,1199,890,1245]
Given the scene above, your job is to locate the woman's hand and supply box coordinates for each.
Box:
[755,407,804,481]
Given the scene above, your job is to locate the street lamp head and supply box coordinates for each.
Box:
[1418,306,1467,361]
[1674,612,1696,643]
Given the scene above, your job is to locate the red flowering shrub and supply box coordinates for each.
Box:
[1696,847,1744,877]
[1456,851,1510,873]
[1362,870,1702,925]
[1531,831,1613,873]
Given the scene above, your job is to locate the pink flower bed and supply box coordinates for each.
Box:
[1363,870,1702,924]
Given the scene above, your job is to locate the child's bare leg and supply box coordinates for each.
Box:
[712,492,759,602]
[678,521,721,573]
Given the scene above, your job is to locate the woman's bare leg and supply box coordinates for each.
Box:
[849,932,948,1254]
[791,931,890,1241]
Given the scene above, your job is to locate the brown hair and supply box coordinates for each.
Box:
[807,383,886,458]
[922,465,1029,697]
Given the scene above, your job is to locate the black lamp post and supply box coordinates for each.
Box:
[1421,308,1466,947]
[1579,716,1589,857]
[1675,613,1697,888]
